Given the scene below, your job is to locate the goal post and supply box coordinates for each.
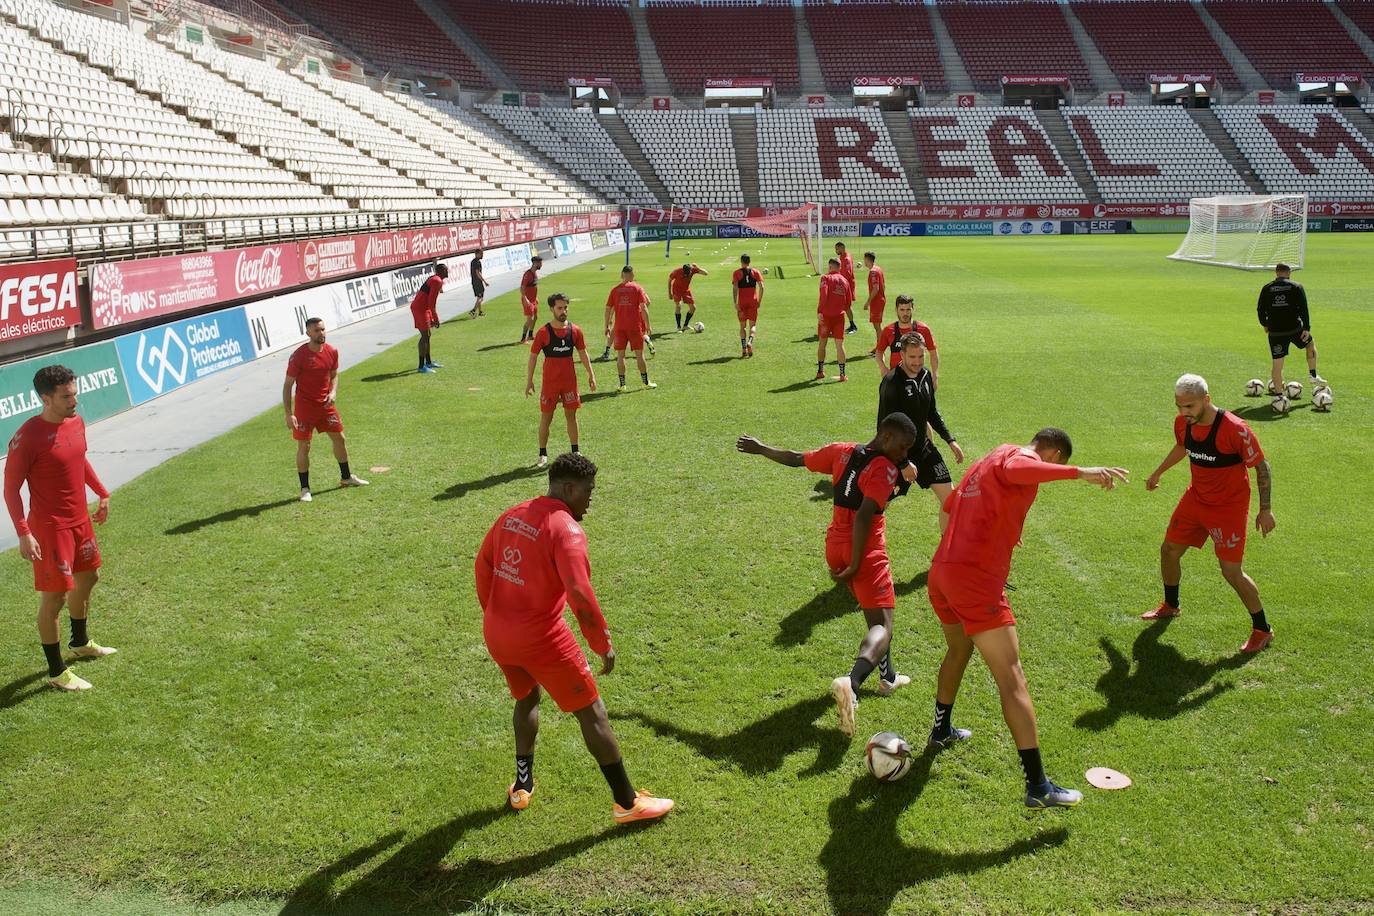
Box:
[710,203,822,275]
[1168,194,1307,270]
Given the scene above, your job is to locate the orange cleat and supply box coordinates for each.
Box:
[613,789,674,825]
[508,783,533,811]
[1240,628,1273,654]
[1140,603,1180,621]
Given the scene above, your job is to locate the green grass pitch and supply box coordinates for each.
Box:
[1,234,1371,915]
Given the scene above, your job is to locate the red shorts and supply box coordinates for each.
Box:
[672,291,695,306]
[522,299,538,318]
[825,537,894,609]
[540,385,581,411]
[293,404,344,441]
[928,562,1017,636]
[31,517,101,593]
[612,327,644,351]
[1166,489,1249,563]
[737,303,759,322]
[411,306,434,331]
[818,314,846,340]
[868,299,886,324]
[488,628,600,713]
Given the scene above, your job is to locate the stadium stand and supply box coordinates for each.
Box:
[803,0,946,93]
[1337,0,1374,47]
[478,105,655,205]
[1071,1,1238,91]
[647,2,799,96]
[1203,0,1374,89]
[937,0,1094,92]
[275,0,490,87]
[622,109,743,206]
[444,0,642,93]
[909,108,1083,203]
[756,108,914,205]
[1214,105,1374,199]
[1063,107,1249,201]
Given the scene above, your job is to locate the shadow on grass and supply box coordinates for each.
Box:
[614,695,847,778]
[277,805,623,915]
[1229,403,1306,422]
[165,489,339,535]
[776,571,928,647]
[769,378,825,395]
[1075,619,1253,732]
[359,370,422,383]
[820,754,1069,914]
[434,466,543,502]
[476,341,525,353]
[0,669,49,712]
[793,335,819,344]
[687,356,738,366]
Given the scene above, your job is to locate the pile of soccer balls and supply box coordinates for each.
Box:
[1245,379,1333,413]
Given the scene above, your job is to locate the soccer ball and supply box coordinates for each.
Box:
[1245,379,1265,397]
[762,267,770,275]
[1271,394,1290,414]
[1284,380,1303,399]
[692,321,705,333]
[599,264,606,271]
[1312,386,1334,411]
[865,731,913,782]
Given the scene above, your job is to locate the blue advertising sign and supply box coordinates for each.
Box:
[924,221,992,237]
[1062,220,1134,235]
[115,307,254,405]
[861,222,924,237]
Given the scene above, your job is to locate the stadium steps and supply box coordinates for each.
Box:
[463,107,608,205]
[1034,110,1104,203]
[1059,3,1124,92]
[1192,1,1270,93]
[1187,108,1269,195]
[791,6,828,98]
[1342,107,1374,148]
[599,113,670,205]
[728,114,762,208]
[880,110,930,203]
[1329,1,1374,64]
[409,0,518,89]
[924,3,977,94]
[625,2,672,97]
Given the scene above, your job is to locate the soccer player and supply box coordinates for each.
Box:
[925,428,1127,808]
[869,295,938,374]
[815,258,852,381]
[519,255,542,343]
[862,251,886,339]
[736,413,920,737]
[526,293,596,468]
[4,365,115,691]
[470,249,487,318]
[731,254,764,357]
[877,334,964,531]
[283,318,368,502]
[1258,263,1325,393]
[475,453,674,824]
[1143,374,1276,653]
[409,262,446,374]
[669,262,708,331]
[835,242,858,335]
[603,265,656,392]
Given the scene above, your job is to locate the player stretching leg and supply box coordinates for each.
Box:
[878,334,964,532]
[732,255,764,358]
[604,266,656,392]
[926,428,1127,808]
[526,293,596,468]
[5,366,116,691]
[283,319,368,502]
[476,454,674,823]
[736,413,919,737]
[816,258,852,381]
[1143,374,1276,653]
[669,262,708,331]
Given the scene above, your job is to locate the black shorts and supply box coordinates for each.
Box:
[895,441,951,496]
[1269,331,1311,359]
[472,280,486,297]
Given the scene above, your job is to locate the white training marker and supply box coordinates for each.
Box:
[1085,767,1132,790]
[369,466,391,474]
[467,387,481,391]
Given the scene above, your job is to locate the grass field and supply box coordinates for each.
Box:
[1,233,1371,915]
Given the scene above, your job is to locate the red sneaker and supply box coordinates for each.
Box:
[1140,603,1180,621]
[838,374,848,383]
[1240,628,1273,654]
[814,370,825,380]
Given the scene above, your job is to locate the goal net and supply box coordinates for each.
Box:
[1168,194,1307,270]
[710,203,823,275]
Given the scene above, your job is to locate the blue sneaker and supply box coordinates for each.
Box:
[427,362,444,369]
[418,366,435,374]
[927,726,972,749]
[1025,780,1083,809]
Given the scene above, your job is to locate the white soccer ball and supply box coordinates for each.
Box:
[865,731,913,782]
[762,267,770,275]
[599,264,606,271]
[1284,380,1304,399]
[1271,394,1290,414]
[1312,386,1333,411]
[1245,379,1265,397]
[692,321,705,333]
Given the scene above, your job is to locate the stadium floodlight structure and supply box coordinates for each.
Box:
[1169,194,1307,270]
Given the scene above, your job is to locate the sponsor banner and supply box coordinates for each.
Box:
[243,288,320,358]
[1306,218,1331,232]
[822,222,860,238]
[390,262,435,309]
[630,225,717,242]
[925,221,992,237]
[590,230,609,248]
[90,243,299,329]
[807,95,826,107]
[1257,91,1276,105]
[567,76,616,89]
[717,224,789,239]
[852,75,921,87]
[652,97,671,110]
[1148,73,1216,85]
[1310,202,1374,216]
[1062,220,1134,235]
[1107,92,1126,107]
[0,341,130,444]
[1333,218,1374,232]
[0,258,80,342]
[1295,72,1361,84]
[994,219,1061,236]
[1000,74,1071,87]
[957,94,976,108]
[572,233,594,253]
[671,225,719,240]
[704,77,773,89]
[329,272,396,325]
[634,204,1213,223]
[115,308,254,406]
[554,234,578,258]
[1134,219,1193,234]
[606,228,625,247]
[862,222,923,238]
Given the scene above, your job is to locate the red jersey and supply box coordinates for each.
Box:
[475,495,611,656]
[409,274,443,324]
[804,442,898,552]
[1175,410,1262,507]
[606,281,649,332]
[733,267,763,307]
[876,320,937,369]
[520,268,539,307]
[933,444,1078,583]
[5,415,108,536]
[867,265,885,303]
[818,272,852,318]
[287,343,337,407]
[669,265,704,297]
[531,321,586,389]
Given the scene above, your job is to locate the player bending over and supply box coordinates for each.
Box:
[736,413,920,737]
[526,293,596,468]
[877,334,964,531]
[476,454,674,824]
[409,262,446,373]
[283,318,368,502]
[669,262,708,331]
[604,266,657,392]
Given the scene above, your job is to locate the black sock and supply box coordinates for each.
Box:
[848,657,875,692]
[339,462,350,481]
[42,642,65,678]
[571,444,579,453]
[932,700,954,735]
[817,361,824,374]
[1251,609,1271,633]
[618,374,626,387]
[1019,747,1048,790]
[298,471,309,490]
[640,372,649,385]
[674,312,682,329]
[1309,368,1318,378]
[741,337,747,349]
[539,447,547,457]
[1165,583,1180,608]
[600,759,636,809]
[69,617,88,648]
[685,310,694,326]
[878,652,895,683]
[514,753,534,791]
[838,362,846,376]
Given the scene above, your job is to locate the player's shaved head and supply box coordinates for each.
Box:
[549,453,597,520]
[1032,428,1073,462]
